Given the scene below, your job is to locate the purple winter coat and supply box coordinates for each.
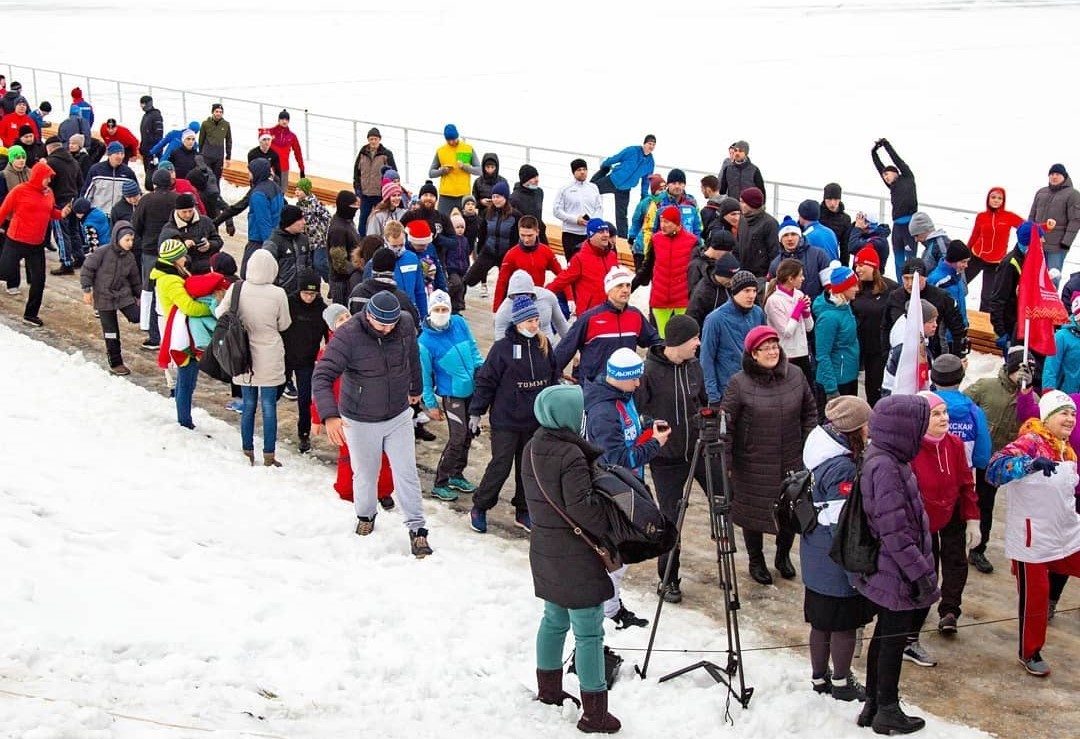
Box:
[854,394,941,612]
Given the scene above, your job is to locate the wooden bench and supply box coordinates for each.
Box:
[968,310,998,356]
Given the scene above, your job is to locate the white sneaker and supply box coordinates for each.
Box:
[415,411,431,424]
[479,284,488,298]
[5,286,19,295]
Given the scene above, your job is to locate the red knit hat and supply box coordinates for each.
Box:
[405,219,433,246]
[744,325,779,353]
[660,205,681,224]
[648,174,665,194]
[854,246,880,269]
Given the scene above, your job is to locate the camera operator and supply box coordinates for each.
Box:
[634,314,713,603]
[584,347,668,629]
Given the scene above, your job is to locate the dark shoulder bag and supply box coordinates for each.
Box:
[206,281,252,379]
[828,459,879,574]
[774,468,819,536]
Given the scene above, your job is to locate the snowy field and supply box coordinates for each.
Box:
[0,325,992,738]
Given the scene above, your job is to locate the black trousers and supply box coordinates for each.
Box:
[650,456,723,582]
[971,467,997,554]
[594,175,631,238]
[473,427,532,513]
[464,251,498,288]
[965,257,1000,313]
[99,303,141,367]
[447,272,466,313]
[866,606,913,706]
[911,506,969,634]
[0,238,46,318]
[293,365,314,437]
[743,527,795,561]
[561,231,587,263]
[435,396,473,486]
[864,352,886,408]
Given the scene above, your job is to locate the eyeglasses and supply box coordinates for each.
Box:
[754,341,781,353]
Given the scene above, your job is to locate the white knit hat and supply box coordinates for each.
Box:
[604,266,634,293]
[1039,389,1076,422]
[606,347,644,380]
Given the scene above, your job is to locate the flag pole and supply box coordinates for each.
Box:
[1022,318,1031,391]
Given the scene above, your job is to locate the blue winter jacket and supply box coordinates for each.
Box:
[928,260,969,327]
[935,388,991,469]
[800,425,861,598]
[628,194,657,254]
[812,293,860,394]
[246,158,283,243]
[701,300,765,402]
[803,221,840,262]
[470,325,557,431]
[150,121,200,162]
[920,231,949,272]
[649,193,702,238]
[768,238,832,299]
[361,250,429,317]
[418,315,484,408]
[1043,317,1080,395]
[584,377,661,478]
[81,207,112,247]
[601,145,655,196]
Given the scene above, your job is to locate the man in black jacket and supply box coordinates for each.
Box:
[634,314,715,603]
[139,95,164,190]
[312,291,433,558]
[262,205,312,296]
[347,247,420,326]
[45,136,85,274]
[881,257,967,357]
[734,186,778,281]
[871,138,918,281]
[157,193,223,275]
[132,168,177,349]
[819,182,853,265]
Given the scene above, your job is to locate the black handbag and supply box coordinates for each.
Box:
[828,459,879,574]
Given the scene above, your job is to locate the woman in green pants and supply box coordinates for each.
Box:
[523,384,621,734]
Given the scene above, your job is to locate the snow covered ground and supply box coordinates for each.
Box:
[0,327,995,737]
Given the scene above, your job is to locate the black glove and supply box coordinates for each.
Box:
[1029,457,1058,477]
[299,169,305,179]
[911,574,935,603]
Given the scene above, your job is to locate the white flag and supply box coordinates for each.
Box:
[893,277,923,395]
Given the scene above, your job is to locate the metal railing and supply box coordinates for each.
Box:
[3,61,979,238]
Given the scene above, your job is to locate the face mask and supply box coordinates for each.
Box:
[524,183,539,190]
[428,312,451,329]
[518,327,538,338]
[388,244,405,257]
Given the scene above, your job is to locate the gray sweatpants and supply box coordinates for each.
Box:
[342,408,426,531]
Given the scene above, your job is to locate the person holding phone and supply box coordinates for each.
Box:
[158,192,223,275]
[552,157,603,262]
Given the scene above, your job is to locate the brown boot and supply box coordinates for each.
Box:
[576,690,620,734]
[243,450,254,466]
[537,669,580,708]
[263,453,282,468]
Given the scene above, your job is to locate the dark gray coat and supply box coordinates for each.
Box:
[312,309,421,423]
[1028,176,1080,252]
[721,352,817,533]
[523,428,615,609]
[79,241,141,311]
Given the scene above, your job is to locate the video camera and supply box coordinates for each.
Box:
[693,407,725,443]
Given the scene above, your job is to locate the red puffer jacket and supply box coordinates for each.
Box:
[546,240,619,315]
[649,227,697,308]
[0,161,62,244]
[493,242,567,308]
[967,187,1024,264]
[911,432,978,533]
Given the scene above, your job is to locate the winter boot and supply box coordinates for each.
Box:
[536,669,580,708]
[830,673,866,702]
[811,671,832,695]
[577,690,621,734]
[610,602,647,630]
[410,527,434,558]
[857,700,878,728]
[355,515,376,536]
[263,453,282,468]
[243,450,255,466]
[657,579,683,604]
[298,434,311,454]
[774,551,797,580]
[748,554,773,585]
[871,702,925,735]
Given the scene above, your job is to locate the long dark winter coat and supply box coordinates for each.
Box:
[523,427,615,609]
[721,351,817,533]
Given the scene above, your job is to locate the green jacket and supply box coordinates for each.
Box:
[964,367,1020,452]
[198,117,233,159]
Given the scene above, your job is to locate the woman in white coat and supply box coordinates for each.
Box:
[217,248,292,466]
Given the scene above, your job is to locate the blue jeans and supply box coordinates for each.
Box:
[175,360,199,429]
[312,248,330,285]
[241,385,279,453]
[1046,250,1066,285]
[358,194,381,237]
[294,366,313,436]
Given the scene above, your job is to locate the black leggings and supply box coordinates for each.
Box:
[866,607,913,706]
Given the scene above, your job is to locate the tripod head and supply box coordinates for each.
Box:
[693,407,726,443]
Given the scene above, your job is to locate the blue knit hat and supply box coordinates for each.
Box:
[1017,221,1045,247]
[511,295,539,325]
[607,347,644,380]
[492,181,510,200]
[586,219,610,237]
[444,123,459,141]
[368,291,401,325]
[797,199,820,222]
[106,141,124,155]
[778,215,802,239]
[122,179,141,197]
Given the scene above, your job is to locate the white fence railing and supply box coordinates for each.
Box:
[3,62,979,238]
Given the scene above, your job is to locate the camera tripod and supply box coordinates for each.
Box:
[635,409,754,712]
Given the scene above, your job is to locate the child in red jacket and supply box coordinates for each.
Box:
[313,304,394,507]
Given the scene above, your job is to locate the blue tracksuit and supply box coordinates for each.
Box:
[701,300,765,402]
[935,388,991,469]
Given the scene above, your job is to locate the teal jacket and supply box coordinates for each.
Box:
[418,314,484,407]
[189,295,220,350]
[812,293,860,393]
[1043,317,1080,395]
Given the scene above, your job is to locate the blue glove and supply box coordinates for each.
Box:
[995,334,1010,353]
[1029,457,1058,477]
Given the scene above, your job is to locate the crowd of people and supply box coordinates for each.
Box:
[0,79,1078,735]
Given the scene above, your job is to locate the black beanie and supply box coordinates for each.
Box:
[335,189,358,211]
[570,158,587,172]
[945,240,971,263]
[419,180,438,198]
[664,314,699,348]
[372,246,397,274]
[823,182,842,200]
[175,193,196,209]
[280,204,304,229]
[519,164,539,183]
[931,354,965,387]
[297,268,320,293]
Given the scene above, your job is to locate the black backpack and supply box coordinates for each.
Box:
[206,281,252,379]
[828,459,879,574]
[590,463,677,565]
[774,468,819,536]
